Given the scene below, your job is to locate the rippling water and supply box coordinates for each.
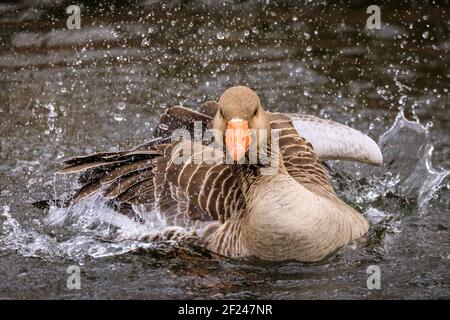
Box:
[0,1,449,299]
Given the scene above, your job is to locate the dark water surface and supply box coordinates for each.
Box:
[0,1,449,299]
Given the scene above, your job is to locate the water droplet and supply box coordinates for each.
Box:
[244,30,250,37]
[44,103,58,118]
[117,102,126,110]
[114,114,124,122]
[158,123,169,131]
[216,32,225,40]
[2,205,10,215]
[306,46,312,52]
[422,31,429,39]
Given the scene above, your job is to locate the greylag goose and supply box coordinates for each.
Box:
[57,86,382,262]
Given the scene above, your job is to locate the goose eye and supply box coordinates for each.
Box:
[253,108,258,116]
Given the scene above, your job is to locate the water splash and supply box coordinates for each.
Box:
[331,110,448,214]
[1,111,448,262]
[0,197,172,263]
[376,111,449,212]
[325,111,449,256]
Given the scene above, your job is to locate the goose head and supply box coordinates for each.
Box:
[213,86,270,162]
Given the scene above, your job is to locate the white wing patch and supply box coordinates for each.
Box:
[290,115,383,165]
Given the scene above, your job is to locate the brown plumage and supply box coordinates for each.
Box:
[59,107,333,222]
[57,86,374,262]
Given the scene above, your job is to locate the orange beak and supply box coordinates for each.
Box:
[225,118,251,161]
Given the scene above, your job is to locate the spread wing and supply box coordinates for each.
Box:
[56,103,357,225]
[290,114,382,165]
